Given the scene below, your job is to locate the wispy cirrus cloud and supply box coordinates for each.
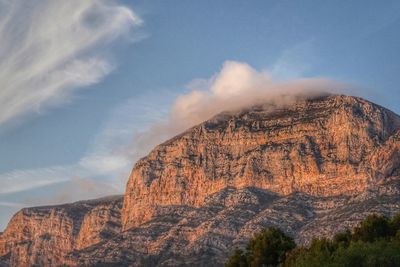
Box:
[0,165,78,195]
[0,58,347,198]
[74,60,350,185]
[0,52,349,231]
[0,0,142,125]
[0,92,172,213]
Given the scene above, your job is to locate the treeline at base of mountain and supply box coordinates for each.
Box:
[225,213,400,267]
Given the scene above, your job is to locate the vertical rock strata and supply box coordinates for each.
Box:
[1,95,400,266]
[0,196,122,267]
[122,95,400,229]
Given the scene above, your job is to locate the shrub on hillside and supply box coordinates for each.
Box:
[225,213,400,267]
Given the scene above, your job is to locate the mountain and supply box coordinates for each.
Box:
[0,196,122,266]
[1,95,400,266]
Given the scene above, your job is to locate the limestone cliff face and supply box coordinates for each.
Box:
[2,94,400,267]
[122,95,400,229]
[0,196,122,267]
[75,199,122,250]
[71,184,400,267]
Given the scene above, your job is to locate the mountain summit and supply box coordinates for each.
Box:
[122,94,400,228]
[2,95,400,266]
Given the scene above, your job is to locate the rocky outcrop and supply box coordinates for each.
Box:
[70,183,400,266]
[0,196,122,267]
[122,95,400,229]
[1,94,400,266]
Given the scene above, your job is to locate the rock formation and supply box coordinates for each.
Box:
[1,94,400,266]
[122,95,400,229]
[0,196,122,267]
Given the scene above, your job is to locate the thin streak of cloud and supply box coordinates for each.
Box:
[0,201,26,208]
[271,39,316,80]
[0,0,142,125]
[0,61,350,230]
[0,166,77,194]
[0,61,348,196]
[0,93,171,197]
[0,163,122,211]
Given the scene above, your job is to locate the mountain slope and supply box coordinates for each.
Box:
[122,95,400,229]
[71,185,400,266]
[0,196,122,267]
[1,94,400,266]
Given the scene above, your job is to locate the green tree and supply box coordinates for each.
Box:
[226,213,400,267]
[352,214,391,242]
[283,238,335,267]
[333,240,400,267]
[246,228,296,267]
[281,247,308,267]
[389,213,400,235]
[225,227,296,267]
[333,230,352,247]
[225,249,247,267]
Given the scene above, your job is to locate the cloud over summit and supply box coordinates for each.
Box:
[170,61,347,132]
[0,0,142,125]
[120,61,349,169]
[0,58,348,230]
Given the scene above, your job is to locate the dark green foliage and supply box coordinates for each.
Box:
[352,214,391,242]
[285,238,336,267]
[225,249,247,267]
[284,239,400,267]
[226,213,400,267]
[225,228,296,267]
[246,228,296,267]
[332,230,352,247]
[389,213,400,235]
[280,247,307,267]
[333,240,400,267]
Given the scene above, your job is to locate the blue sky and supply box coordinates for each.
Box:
[1,0,400,229]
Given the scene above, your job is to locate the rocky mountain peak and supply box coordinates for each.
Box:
[2,94,400,266]
[122,94,400,229]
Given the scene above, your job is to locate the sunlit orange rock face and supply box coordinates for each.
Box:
[1,95,400,266]
[122,95,400,229]
[0,196,122,267]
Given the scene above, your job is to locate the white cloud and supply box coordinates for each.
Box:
[0,61,348,197]
[0,165,78,194]
[169,61,347,131]
[0,92,172,202]
[112,61,350,172]
[0,60,350,230]
[0,0,142,125]
[0,201,26,208]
